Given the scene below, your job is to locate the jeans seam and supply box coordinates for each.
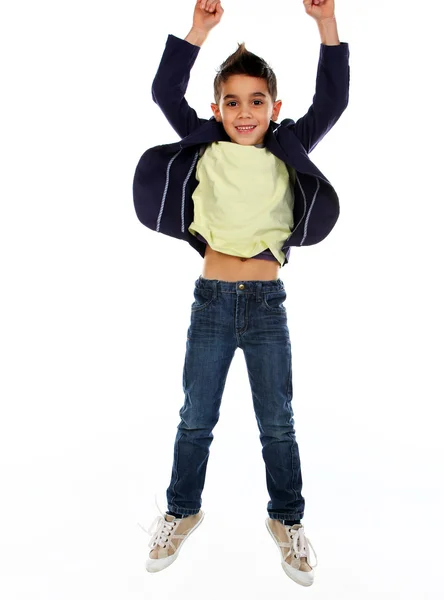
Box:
[170,431,183,503]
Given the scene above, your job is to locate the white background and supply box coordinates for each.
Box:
[1,0,443,598]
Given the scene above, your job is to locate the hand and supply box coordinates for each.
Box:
[303,0,335,22]
[192,0,224,34]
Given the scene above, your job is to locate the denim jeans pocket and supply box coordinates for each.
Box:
[191,286,215,312]
[262,289,287,312]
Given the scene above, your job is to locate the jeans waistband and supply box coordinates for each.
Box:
[195,275,285,300]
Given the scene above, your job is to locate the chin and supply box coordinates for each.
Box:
[234,138,255,145]
[230,131,264,145]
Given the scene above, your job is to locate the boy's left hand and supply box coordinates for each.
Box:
[303,0,335,21]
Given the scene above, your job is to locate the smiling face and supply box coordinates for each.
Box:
[211,74,282,146]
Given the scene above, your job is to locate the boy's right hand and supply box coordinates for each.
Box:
[192,0,224,33]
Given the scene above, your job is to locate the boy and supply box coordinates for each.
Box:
[134,0,350,586]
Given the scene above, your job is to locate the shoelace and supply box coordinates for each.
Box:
[137,493,179,550]
[285,525,318,568]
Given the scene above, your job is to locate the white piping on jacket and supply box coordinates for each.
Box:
[156,149,182,232]
[300,177,321,245]
[181,150,200,233]
[284,169,307,244]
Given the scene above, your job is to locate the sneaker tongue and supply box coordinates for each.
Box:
[165,514,175,522]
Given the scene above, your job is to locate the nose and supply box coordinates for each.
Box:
[237,106,253,117]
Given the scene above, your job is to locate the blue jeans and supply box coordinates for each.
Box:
[166,275,305,521]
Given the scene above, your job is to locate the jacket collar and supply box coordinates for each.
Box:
[179,117,230,147]
[177,118,317,185]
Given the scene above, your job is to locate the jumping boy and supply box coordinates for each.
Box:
[134,0,350,586]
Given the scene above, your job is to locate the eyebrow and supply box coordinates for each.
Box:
[222,92,267,100]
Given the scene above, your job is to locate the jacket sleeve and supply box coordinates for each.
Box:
[285,42,350,154]
[151,34,209,139]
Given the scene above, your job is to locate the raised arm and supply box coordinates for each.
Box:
[151,1,224,139]
[286,1,350,153]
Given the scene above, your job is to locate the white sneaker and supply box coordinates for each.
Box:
[138,496,205,573]
[265,518,318,586]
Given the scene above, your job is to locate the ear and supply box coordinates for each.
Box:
[211,103,222,122]
[271,100,283,122]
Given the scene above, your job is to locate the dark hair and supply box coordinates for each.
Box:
[213,42,277,105]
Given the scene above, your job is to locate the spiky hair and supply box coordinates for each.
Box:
[213,42,277,105]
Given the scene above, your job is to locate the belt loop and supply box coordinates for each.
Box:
[256,281,262,302]
[212,279,217,300]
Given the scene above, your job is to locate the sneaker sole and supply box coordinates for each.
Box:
[265,518,314,587]
[145,510,205,573]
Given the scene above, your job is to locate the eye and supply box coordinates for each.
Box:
[226,100,264,107]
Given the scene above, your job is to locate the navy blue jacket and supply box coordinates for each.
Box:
[133,34,350,266]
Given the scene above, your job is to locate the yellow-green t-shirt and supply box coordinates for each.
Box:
[188,141,294,266]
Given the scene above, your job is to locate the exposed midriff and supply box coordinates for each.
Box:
[201,245,281,282]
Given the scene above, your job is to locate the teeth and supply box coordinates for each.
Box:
[236,126,255,130]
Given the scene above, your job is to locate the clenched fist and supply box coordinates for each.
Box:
[192,0,224,33]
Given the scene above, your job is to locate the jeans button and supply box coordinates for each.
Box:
[238,284,245,290]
